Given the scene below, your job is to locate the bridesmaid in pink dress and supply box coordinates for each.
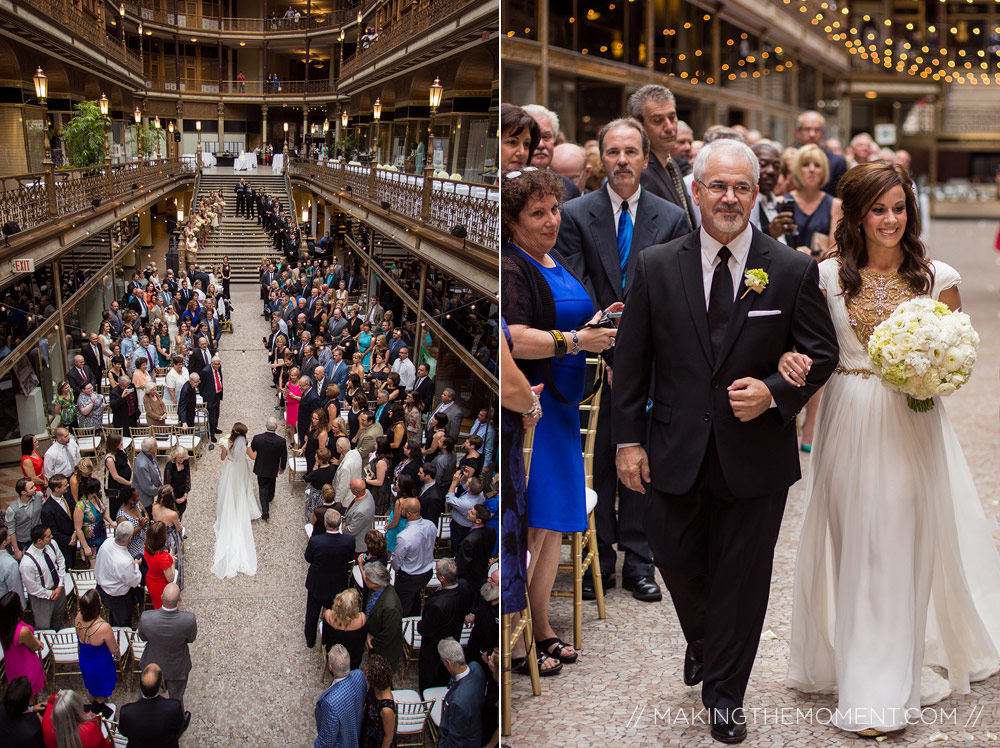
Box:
[0,592,47,701]
[285,366,302,444]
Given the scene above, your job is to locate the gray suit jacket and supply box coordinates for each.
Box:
[138,607,197,682]
[133,452,163,509]
[343,492,375,552]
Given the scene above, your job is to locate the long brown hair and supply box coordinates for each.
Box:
[833,162,933,299]
[229,422,248,445]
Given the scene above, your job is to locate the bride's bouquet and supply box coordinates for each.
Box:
[867,297,979,412]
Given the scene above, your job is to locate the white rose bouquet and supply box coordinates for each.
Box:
[867,297,979,412]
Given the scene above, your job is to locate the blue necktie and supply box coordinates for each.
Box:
[617,203,633,289]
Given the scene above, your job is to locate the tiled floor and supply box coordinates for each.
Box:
[507,219,1000,747]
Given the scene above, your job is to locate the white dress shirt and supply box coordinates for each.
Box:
[392,357,416,389]
[699,224,753,307]
[607,183,642,236]
[43,438,82,479]
[20,543,65,598]
[390,518,437,575]
[95,540,142,596]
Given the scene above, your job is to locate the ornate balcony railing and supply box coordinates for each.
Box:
[28,0,142,70]
[289,159,498,250]
[0,158,193,235]
[122,1,375,35]
[340,0,478,79]
[145,79,333,96]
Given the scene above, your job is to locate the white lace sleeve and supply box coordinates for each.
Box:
[817,258,839,295]
[931,260,961,299]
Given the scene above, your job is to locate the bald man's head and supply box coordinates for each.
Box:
[402,497,421,519]
[551,143,590,193]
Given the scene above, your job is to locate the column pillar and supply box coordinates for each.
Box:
[310,197,318,236]
[217,101,225,154]
[323,202,330,237]
[302,105,309,153]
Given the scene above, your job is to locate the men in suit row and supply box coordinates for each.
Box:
[416,558,471,693]
[558,115,690,605]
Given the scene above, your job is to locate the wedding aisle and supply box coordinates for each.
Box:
[508,218,1000,747]
[179,286,317,746]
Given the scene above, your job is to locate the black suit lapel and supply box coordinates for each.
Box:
[625,192,659,296]
[678,234,713,366]
[586,191,624,301]
[713,231,773,374]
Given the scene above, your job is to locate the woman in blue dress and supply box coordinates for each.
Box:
[74,589,120,717]
[358,322,374,371]
[501,169,619,673]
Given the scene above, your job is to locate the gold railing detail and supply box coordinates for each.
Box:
[28,0,142,70]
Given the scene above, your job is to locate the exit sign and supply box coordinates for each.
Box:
[11,258,34,273]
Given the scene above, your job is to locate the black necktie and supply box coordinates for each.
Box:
[42,548,58,589]
[707,246,734,360]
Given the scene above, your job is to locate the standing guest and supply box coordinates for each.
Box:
[466,568,500,666]
[456,505,496,587]
[297,409,330,474]
[83,332,107,379]
[42,475,76,571]
[110,375,140,436]
[137,583,197,708]
[143,521,176,609]
[396,439,424,490]
[75,382,105,430]
[333,436,362,507]
[411,364,433,406]
[425,388,460,442]
[296,376,320,442]
[68,459,95,506]
[436,639,486,748]
[0,591,46,700]
[152,487,184,591]
[390,498,437,618]
[7,478,44,557]
[314,645,367,748]
[403,393,424,444]
[103,434,133,520]
[73,477,109,568]
[177,372,200,429]
[0,529,25,604]
[284,366,302,444]
[304,510,356,649]
[445,473,483,554]
[132,357,152,403]
[321,588,367,669]
[163,447,191,518]
[417,464,445,528]
[500,103,539,173]
[55,381,79,429]
[74,589,120,718]
[390,346,415,390]
[247,417,287,521]
[361,562,404,673]
[303,448,337,521]
[0,675,44,746]
[458,435,483,476]
[118,664,190,748]
[793,110,848,196]
[40,690,111,748]
[19,525,67,630]
[522,104,580,200]
[358,654,397,748]
[42,428,81,482]
[20,434,46,492]
[309,485,342,538]
[467,409,496,482]
[163,357,188,409]
[133,438,163,511]
[417,559,471,693]
[342,478,376,553]
[199,356,225,443]
[355,411,383,465]
[116,488,149,561]
[143,382,167,428]
[749,140,794,242]
[358,531,388,568]
[94,521,142,626]
[67,354,97,397]
[431,436,457,489]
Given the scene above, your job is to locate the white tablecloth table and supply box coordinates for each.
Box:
[234,153,258,170]
[271,153,284,173]
[202,152,217,167]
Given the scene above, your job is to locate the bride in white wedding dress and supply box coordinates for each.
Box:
[211,422,262,579]
[784,163,1000,737]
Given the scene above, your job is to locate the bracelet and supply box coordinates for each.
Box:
[569,330,580,355]
[522,391,542,420]
[549,329,567,359]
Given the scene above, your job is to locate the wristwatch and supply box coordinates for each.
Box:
[570,330,580,355]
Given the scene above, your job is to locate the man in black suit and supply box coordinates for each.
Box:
[67,354,97,397]
[261,263,278,301]
[304,509,356,647]
[198,357,224,442]
[436,640,487,748]
[234,178,246,216]
[628,84,697,231]
[118,664,190,748]
[244,183,255,219]
[417,464,445,527]
[83,333,106,378]
[411,363,434,405]
[296,375,320,442]
[247,417,286,520]
[612,139,838,744]
[177,372,200,429]
[416,558,471,693]
[557,117,690,603]
[40,474,76,570]
[795,110,848,196]
[190,337,212,374]
[109,374,140,435]
[455,505,495,587]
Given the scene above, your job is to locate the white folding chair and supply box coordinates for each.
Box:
[422,686,448,743]
[391,690,432,747]
[400,616,421,678]
[39,628,81,685]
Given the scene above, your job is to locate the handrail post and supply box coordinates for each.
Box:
[369,162,376,197]
[44,162,56,219]
[421,170,432,223]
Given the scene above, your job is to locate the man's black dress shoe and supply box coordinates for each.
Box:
[622,575,662,602]
[683,642,704,686]
[582,574,614,600]
[181,711,192,734]
[709,709,747,744]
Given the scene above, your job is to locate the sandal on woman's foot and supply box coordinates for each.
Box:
[511,652,562,677]
[537,637,578,664]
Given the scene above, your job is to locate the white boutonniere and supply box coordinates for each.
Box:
[740,268,769,300]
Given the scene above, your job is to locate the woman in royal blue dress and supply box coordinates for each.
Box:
[501,168,620,673]
[74,589,120,717]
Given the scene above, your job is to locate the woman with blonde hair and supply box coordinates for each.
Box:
[152,485,184,589]
[321,587,367,668]
[143,381,167,427]
[69,458,95,504]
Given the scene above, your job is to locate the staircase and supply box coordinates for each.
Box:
[192,172,296,284]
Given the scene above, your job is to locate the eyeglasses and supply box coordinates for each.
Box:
[504,167,539,179]
[696,180,755,199]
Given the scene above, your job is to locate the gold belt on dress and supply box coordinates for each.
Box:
[834,365,874,379]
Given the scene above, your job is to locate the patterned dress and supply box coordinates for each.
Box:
[499,318,528,612]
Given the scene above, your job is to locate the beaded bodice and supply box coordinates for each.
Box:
[844,268,918,348]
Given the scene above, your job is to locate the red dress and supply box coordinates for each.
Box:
[143,549,173,609]
[21,452,44,484]
[41,693,112,748]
